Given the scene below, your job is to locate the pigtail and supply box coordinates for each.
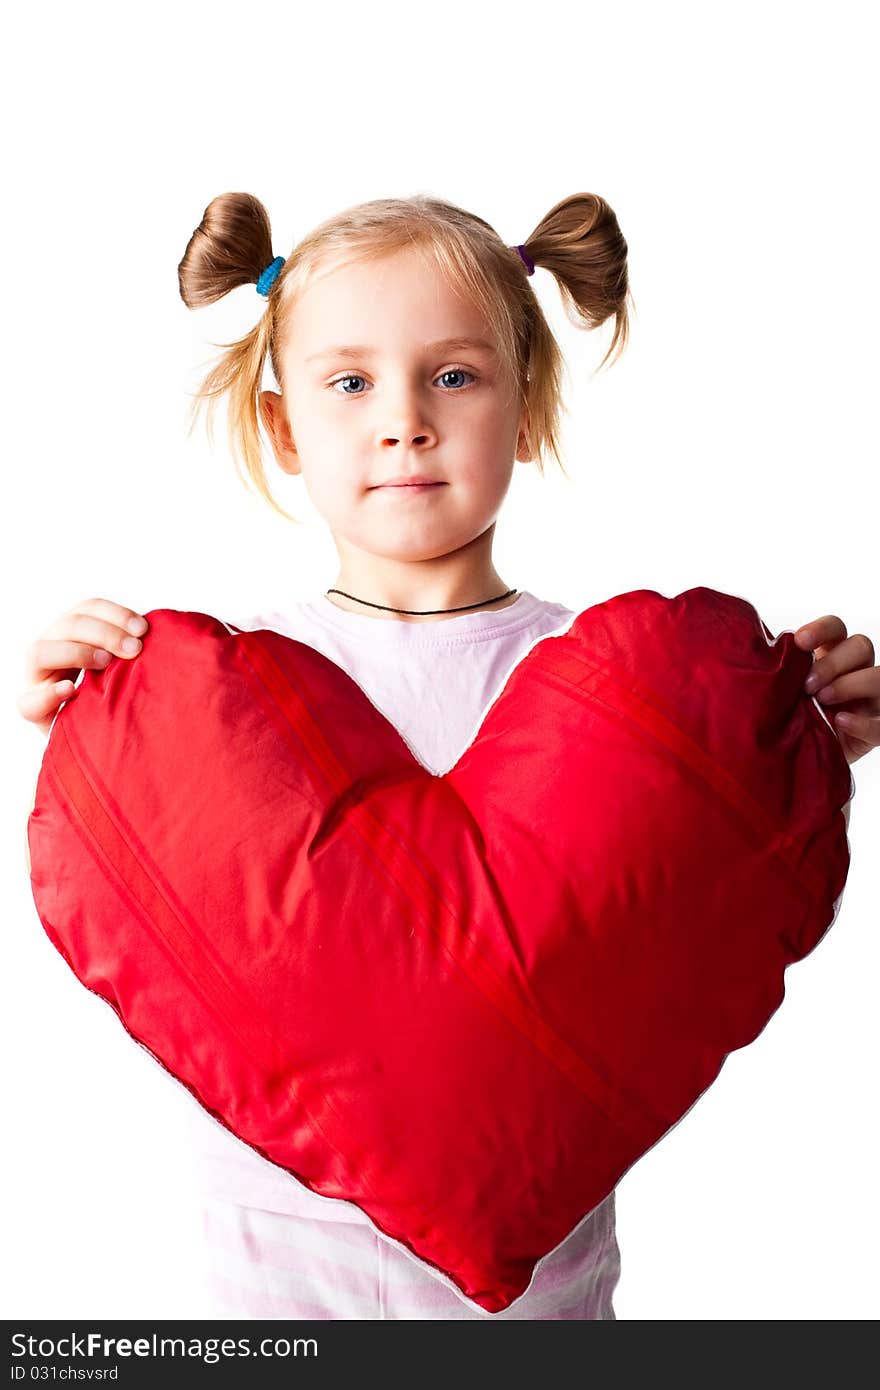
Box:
[178,192,275,305]
[520,193,632,375]
[177,193,299,525]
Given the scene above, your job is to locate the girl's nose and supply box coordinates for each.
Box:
[380,431,433,448]
[377,410,437,447]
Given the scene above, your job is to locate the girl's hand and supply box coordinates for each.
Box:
[795,615,879,766]
[17,597,150,739]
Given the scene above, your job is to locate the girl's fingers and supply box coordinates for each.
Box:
[794,616,848,650]
[15,676,78,736]
[56,596,148,640]
[25,600,148,684]
[832,708,878,755]
[813,666,880,706]
[19,602,149,734]
[803,632,875,695]
[25,627,147,688]
[25,637,140,688]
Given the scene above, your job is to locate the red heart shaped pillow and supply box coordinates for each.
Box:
[27,586,852,1315]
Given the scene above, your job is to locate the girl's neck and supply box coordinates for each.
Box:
[324,579,519,624]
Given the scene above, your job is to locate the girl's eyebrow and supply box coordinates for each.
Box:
[305,336,499,364]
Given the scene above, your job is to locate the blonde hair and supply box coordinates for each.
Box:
[178,191,633,524]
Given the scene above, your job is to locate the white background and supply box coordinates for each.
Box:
[3,0,877,1321]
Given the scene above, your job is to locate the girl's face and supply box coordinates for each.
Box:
[260,247,530,567]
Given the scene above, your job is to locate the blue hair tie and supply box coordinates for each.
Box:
[256,255,285,297]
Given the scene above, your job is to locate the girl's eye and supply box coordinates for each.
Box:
[328,368,476,396]
[436,369,474,390]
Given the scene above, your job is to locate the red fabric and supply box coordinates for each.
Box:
[27,586,852,1314]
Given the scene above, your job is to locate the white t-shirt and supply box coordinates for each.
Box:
[185,589,621,1319]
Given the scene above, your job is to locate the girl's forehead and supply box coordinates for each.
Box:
[284,253,496,356]
[300,247,465,306]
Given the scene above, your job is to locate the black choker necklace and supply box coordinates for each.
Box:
[325,587,518,616]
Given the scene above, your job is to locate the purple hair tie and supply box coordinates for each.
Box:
[513,243,535,276]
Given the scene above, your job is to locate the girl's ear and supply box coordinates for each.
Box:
[259,391,301,476]
[515,405,532,463]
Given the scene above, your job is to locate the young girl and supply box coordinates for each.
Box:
[19,190,875,1320]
